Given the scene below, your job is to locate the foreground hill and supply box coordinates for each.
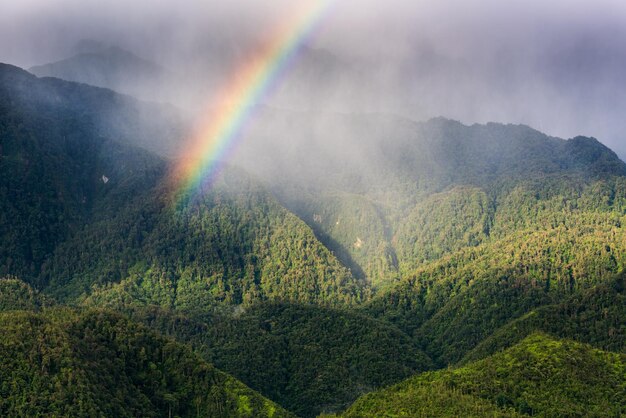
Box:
[0,307,292,417]
[2,279,429,417]
[462,272,626,363]
[106,302,433,417]
[335,334,626,417]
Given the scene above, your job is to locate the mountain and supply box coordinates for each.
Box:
[28,45,172,104]
[335,334,626,417]
[363,174,626,365]
[225,108,626,367]
[0,63,168,284]
[0,63,186,157]
[0,304,293,417]
[0,63,365,310]
[233,110,626,286]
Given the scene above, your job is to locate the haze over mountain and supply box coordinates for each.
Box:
[28,43,172,103]
[3,0,626,158]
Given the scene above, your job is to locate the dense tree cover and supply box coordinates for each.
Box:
[395,186,492,269]
[336,334,626,417]
[461,272,626,363]
[0,64,167,284]
[392,172,626,282]
[326,383,523,418]
[0,306,293,417]
[237,111,626,290]
[366,176,626,365]
[0,64,365,311]
[104,302,433,417]
[287,191,398,285]
[53,170,366,307]
[0,276,54,311]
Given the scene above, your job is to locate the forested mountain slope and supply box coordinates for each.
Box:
[335,334,626,417]
[0,64,365,311]
[0,277,54,311]
[0,64,167,284]
[235,110,626,286]
[0,305,293,417]
[49,169,364,306]
[98,302,434,417]
[365,176,626,364]
[461,271,626,363]
[1,63,184,157]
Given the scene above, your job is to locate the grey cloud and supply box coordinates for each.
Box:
[1,0,625,158]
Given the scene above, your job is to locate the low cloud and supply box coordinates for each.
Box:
[1,0,625,158]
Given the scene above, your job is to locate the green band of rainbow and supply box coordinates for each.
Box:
[171,0,333,200]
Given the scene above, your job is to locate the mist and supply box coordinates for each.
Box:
[2,0,626,159]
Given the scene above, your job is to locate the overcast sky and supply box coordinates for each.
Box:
[1,0,626,158]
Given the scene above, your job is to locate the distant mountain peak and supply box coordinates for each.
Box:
[72,38,109,54]
[27,45,168,101]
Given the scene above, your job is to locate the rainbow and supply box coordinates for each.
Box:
[171,0,333,200]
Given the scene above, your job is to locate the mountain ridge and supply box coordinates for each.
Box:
[28,46,171,103]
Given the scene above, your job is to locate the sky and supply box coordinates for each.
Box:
[1,0,626,159]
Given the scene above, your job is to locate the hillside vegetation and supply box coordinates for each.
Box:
[0,64,365,313]
[461,272,626,363]
[0,307,293,417]
[336,334,626,417]
[104,302,434,417]
[367,176,626,364]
